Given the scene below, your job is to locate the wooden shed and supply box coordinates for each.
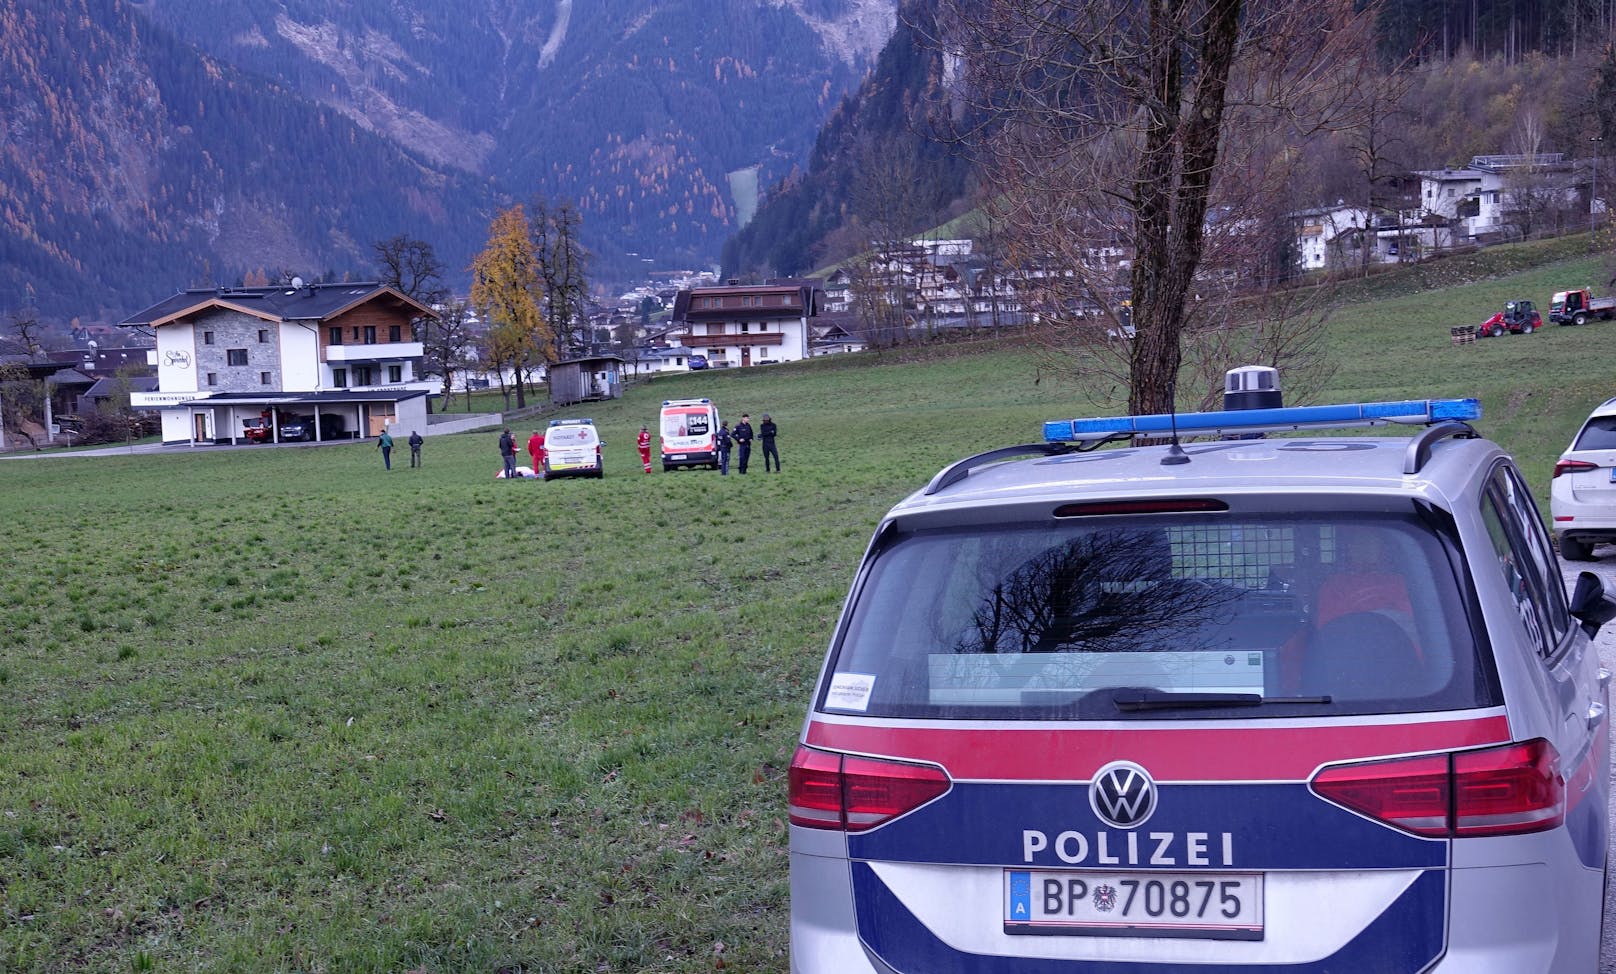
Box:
[548,355,625,407]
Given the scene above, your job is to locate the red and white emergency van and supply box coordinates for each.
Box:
[660,398,720,471]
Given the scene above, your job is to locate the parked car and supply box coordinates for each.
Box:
[789,383,1614,973]
[242,417,272,443]
[1551,394,1616,560]
[688,355,709,370]
[541,418,604,479]
[278,416,311,441]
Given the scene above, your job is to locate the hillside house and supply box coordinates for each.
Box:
[1413,154,1583,242]
[669,281,817,367]
[120,281,438,446]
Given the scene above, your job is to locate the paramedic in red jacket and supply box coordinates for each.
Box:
[528,429,545,477]
[637,425,653,473]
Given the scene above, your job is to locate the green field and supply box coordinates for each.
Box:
[2,246,1614,972]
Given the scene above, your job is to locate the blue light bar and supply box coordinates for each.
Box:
[1043,398,1481,443]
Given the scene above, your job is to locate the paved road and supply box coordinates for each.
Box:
[1564,547,1616,967]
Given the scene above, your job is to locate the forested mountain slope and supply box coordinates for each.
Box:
[2,0,898,320]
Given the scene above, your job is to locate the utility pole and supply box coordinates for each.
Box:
[1593,136,1603,249]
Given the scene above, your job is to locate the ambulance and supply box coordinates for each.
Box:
[660,398,720,471]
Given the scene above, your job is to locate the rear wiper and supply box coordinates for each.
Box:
[1111,689,1332,711]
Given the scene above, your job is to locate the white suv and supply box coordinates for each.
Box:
[1551,395,1616,560]
[790,392,1615,973]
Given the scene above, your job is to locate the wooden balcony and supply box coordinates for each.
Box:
[678,332,784,349]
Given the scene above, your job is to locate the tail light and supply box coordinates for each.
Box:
[1553,459,1598,479]
[1311,739,1564,838]
[788,745,951,832]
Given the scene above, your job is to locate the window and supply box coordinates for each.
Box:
[826,513,1488,720]
[1572,416,1616,451]
[363,326,377,344]
[351,327,360,341]
[203,331,215,345]
[388,365,402,383]
[741,322,750,333]
[355,366,374,385]
[258,329,270,343]
[260,371,272,385]
[329,327,342,345]
[389,325,401,342]
[333,368,347,388]
[1481,465,1571,656]
[227,349,248,366]
[206,372,217,386]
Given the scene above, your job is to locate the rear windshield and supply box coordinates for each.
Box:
[822,513,1496,720]
[549,425,598,445]
[1573,416,1616,451]
[663,410,712,438]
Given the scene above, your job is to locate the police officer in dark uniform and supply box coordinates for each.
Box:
[733,413,755,474]
[759,414,779,471]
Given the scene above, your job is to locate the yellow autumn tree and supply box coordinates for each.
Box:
[470,205,551,409]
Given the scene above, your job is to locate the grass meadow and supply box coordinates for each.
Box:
[2,243,1615,972]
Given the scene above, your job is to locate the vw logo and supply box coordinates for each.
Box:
[164,349,191,369]
[1089,761,1157,829]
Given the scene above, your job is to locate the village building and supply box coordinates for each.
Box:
[668,281,817,367]
[120,281,437,446]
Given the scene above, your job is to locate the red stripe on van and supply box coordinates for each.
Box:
[804,715,1512,782]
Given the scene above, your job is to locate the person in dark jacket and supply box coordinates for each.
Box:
[759,413,780,472]
[376,429,394,470]
[498,428,517,479]
[733,413,754,474]
[408,430,424,467]
[715,421,733,475]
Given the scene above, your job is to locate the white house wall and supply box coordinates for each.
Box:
[155,321,198,393]
[280,323,320,391]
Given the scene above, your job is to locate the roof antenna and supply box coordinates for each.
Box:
[1161,378,1190,466]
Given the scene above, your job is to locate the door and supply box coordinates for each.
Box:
[741,347,751,367]
[192,412,210,443]
[1483,467,1607,869]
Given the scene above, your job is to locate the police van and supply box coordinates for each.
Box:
[660,398,720,471]
[789,378,1614,972]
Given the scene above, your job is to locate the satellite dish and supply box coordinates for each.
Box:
[291,276,305,288]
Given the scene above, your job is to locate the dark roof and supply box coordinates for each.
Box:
[671,282,819,322]
[45,346,155,377]
[551,355,626,367]
[84,376,160,398]
[119,282,436,329]
[45,367,95,387]
[0,356,77,379]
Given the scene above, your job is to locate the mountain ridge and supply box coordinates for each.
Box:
[3,0,899,321]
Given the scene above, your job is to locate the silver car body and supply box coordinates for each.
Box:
[791,407,1609,973]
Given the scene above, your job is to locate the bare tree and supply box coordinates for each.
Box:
[1344,68,1415,273]
[373,235,449,313]
[423,299,475,411]
[846,135,930,344]
[8,312,44,360]
[531,199,591,359]
[930,0,1376,413]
